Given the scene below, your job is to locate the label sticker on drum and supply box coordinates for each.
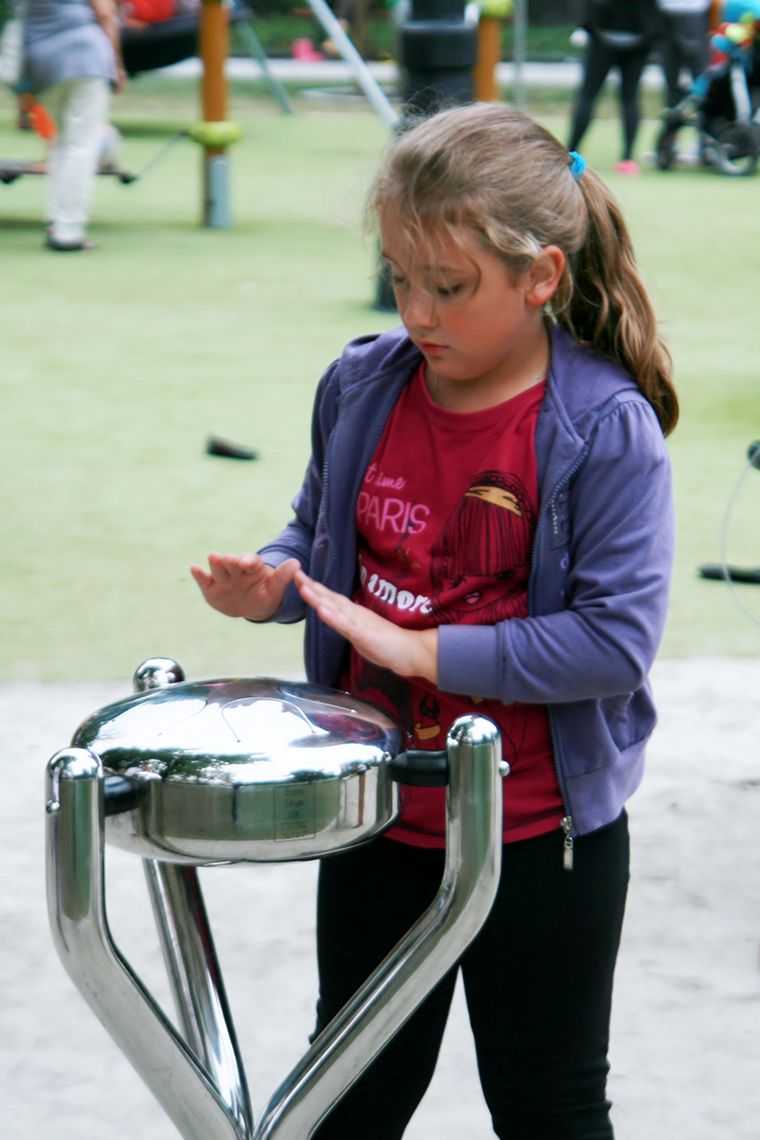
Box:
[273,783,316,840]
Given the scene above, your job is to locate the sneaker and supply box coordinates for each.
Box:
[614,159,640,175]
[46,234,96,252]
[291,38,325,62]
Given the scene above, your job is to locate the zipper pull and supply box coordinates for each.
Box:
[561,816,574,872]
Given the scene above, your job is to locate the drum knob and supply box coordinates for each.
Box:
[133,658,185,692]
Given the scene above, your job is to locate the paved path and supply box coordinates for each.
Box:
[158,54,666,91]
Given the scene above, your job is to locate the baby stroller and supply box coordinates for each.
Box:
[655,2,760,176]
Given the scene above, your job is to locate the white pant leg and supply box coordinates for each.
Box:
[46,84,66,228]
[47,76,111,245]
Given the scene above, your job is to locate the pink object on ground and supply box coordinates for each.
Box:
[291,38,325,61]
[614,159,640,175]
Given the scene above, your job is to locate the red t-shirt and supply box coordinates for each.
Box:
[342,366,565,848]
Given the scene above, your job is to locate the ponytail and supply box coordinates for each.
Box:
[555,169,679,436]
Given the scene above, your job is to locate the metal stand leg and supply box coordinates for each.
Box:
[253,714,503,1140]
[303,0,399,129]
[45,749,245,1140]
[137,656,253,1133]
[144,861,253,1137]
[203,152,232,228]
[233,20,294,115]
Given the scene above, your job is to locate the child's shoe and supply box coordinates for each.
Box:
[614,159,640,175]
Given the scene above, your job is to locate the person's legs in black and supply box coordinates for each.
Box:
[660,14,684,107]
[618,47,651,161]
[462,813,630,1140]
[310,838,458,1140]
[568,38,615,153]
[662,11,711,104]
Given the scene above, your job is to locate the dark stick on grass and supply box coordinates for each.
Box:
[698,564,760,585]
[206,436,259,461]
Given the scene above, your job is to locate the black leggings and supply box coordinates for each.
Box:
[311,813,630,1140]
[568,38,652,161]
[660,12,710,107]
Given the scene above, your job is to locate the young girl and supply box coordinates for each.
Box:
[191,102,678,1140]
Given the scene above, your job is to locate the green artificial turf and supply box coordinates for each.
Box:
[1,77,759,684]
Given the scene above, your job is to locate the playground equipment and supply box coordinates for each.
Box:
[397,0,477,117]
[655,0,760,175]
[192,0,241,227]
[1,0,395,221]
[698,440,760,585]
[46,657,506,1140]
[122,1,294,116]
[473,0,512,102]
[122,0,400,220]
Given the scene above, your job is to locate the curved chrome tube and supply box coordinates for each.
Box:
[45,748,247,1140]
[143,861,253,1135]
[254,714,504,1140]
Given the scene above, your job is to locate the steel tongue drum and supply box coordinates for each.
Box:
[46,659,506,1140]
[70,663,407,864]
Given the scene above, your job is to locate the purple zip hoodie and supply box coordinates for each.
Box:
[259,322,674,837]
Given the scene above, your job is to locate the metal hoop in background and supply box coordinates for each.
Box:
[698,441,760,623]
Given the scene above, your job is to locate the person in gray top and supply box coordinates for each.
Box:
[22,0,124,250]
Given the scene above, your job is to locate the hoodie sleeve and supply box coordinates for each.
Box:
[255,359,341,623]
[438,397,674,704]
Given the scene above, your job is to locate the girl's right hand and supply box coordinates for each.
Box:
[190,553,300,622]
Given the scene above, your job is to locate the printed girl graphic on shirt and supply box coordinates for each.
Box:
[430,470,536,625]
[351,468,538,751]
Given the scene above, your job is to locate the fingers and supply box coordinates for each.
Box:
[295,572,366,642]
[208,552,245,578]
[294,571,409,674]
[189,564,212,589]
[191,553,300,602]
[194,552,262,582]
[190,553,257,597]
[294,570,339,616]
[272,558,301,586]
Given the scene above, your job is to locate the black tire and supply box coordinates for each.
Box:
[714,123,759,176]
[655,127,678,171]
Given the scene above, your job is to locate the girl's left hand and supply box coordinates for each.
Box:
[295,570,439,684]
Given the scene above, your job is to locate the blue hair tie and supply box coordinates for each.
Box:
[568,150,587,181]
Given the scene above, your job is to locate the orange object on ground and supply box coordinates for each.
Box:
[18,94,57,140]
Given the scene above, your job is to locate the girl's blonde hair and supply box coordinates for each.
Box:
[367,102,678,436]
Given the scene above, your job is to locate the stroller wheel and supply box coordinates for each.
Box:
[714,123,759,176]
[655,127,678,170]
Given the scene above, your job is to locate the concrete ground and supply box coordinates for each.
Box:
[2,657,759,1139]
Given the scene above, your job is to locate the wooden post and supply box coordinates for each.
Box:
[474,16,502,101]
[200,0,230,227]
[201,0,228,134]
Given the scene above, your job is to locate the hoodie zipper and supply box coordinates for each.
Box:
[561,815,575,871]
[529,442,589,871]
